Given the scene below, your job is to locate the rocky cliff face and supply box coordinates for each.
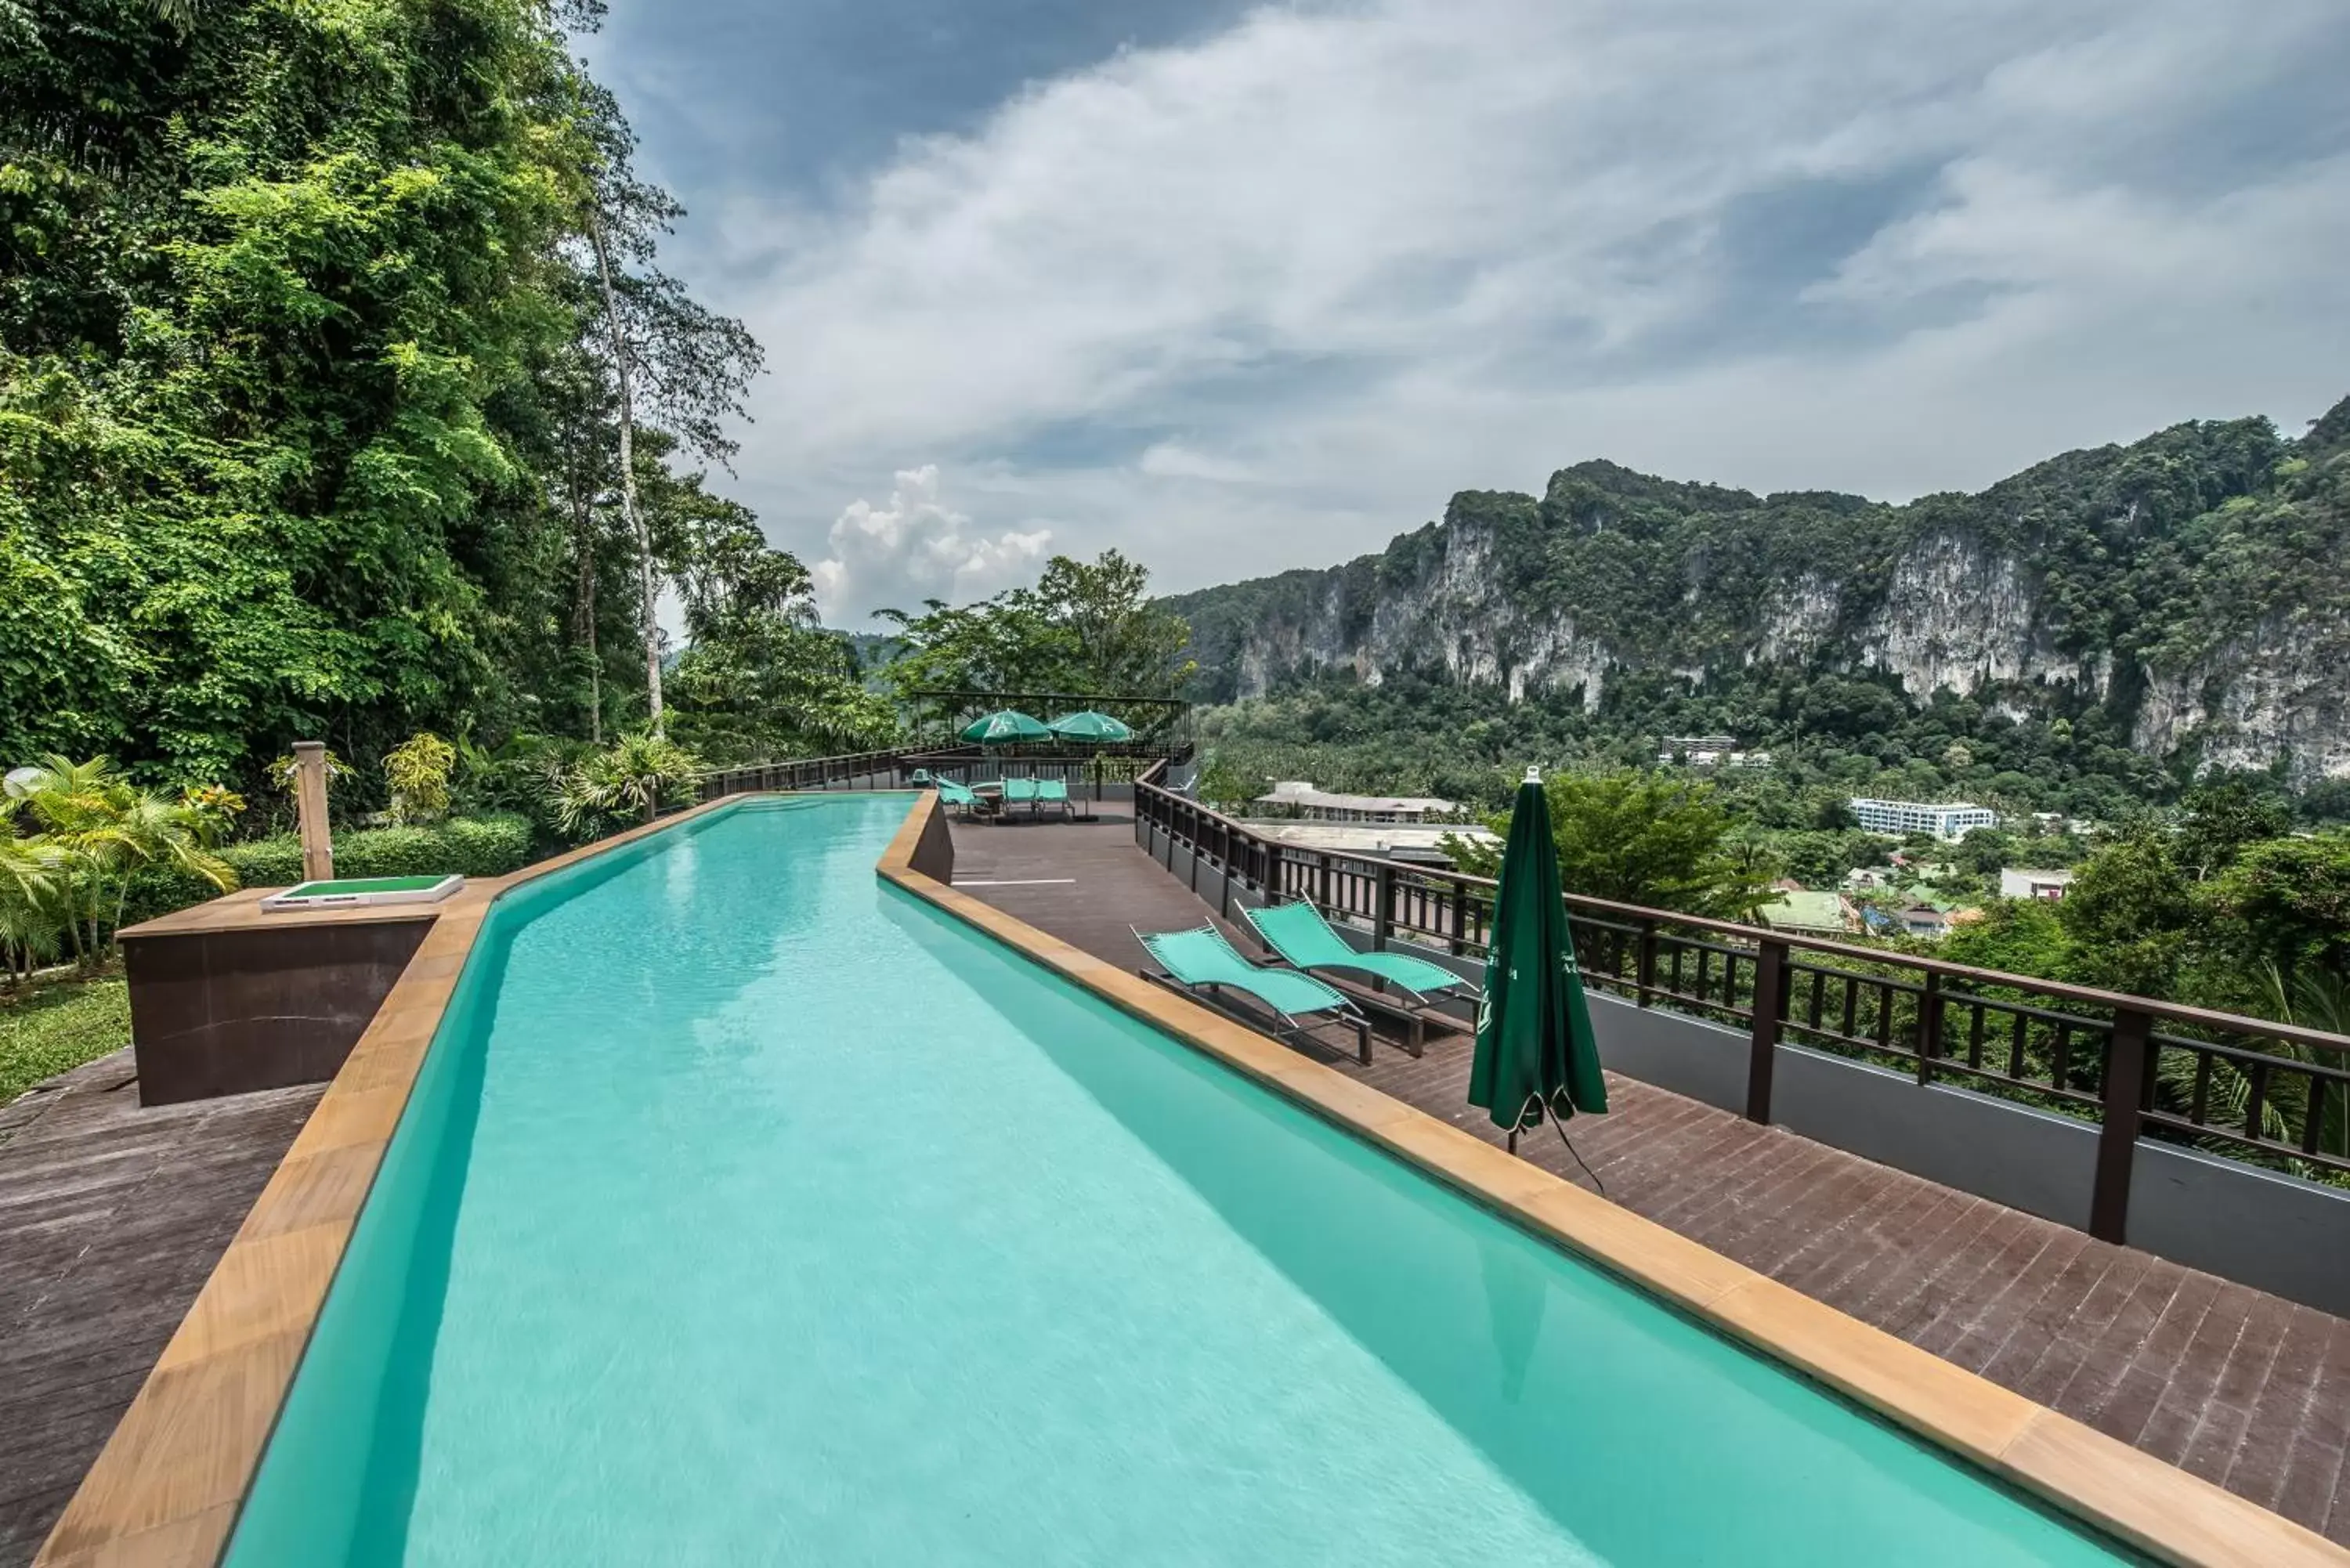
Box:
[1167,402,2350,784]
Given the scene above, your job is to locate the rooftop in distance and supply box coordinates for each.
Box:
[1255,780,1460,822]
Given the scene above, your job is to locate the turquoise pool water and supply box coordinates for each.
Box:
[226,796,2134,1566]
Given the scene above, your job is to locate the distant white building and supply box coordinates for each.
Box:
[1999,867,2076,901]
[1255,781,1458,826]
[1246,821,1500,868]
[1849,797,2000,840]
[1658,747,1773,769]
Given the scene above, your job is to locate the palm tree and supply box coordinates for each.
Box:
[0,808,67,983]
[554,733,703,836]
[5,756,236,963]
[2155,960,2350,1171]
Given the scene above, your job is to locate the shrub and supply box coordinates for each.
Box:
[552,733,703,840]
[382,732,457,824]
[122,813,534,923]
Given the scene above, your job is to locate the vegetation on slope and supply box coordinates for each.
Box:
[1173,398,2350,823]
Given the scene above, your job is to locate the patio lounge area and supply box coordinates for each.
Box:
[950,806,2350,1547]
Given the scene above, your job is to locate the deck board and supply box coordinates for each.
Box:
[0,1052,321,1568]
[949,807,2350,1547]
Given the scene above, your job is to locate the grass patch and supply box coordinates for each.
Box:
[1,970,132,1104]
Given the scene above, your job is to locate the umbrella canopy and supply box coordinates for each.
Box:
[1467,768,1607,1135]
[1047,710,1135,743]
[960,710,1052,745]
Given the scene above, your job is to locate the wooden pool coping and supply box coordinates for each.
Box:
[876,793,2347,1568]
[34,793,2343,1566]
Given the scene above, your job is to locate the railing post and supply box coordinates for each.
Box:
[1317,853,1332,912]
[1916,972,1944,1086]
[1217,818,1233,919]
[2091,1010,2152,1245]
[1636,920,1658,1007]
[1373,862,1395,952]
[1745,938,1788,1124]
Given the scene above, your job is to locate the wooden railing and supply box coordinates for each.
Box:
[1133,767,2350,1240]
[695,747,917,800]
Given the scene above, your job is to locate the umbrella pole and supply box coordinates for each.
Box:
[1507,1129,1517,1154]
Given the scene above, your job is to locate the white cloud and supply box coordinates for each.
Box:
[809,465,1051,624]
[674,0,2350,606]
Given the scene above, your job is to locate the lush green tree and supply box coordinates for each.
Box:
[1450,771,1777,920]
[1195,756,1264,813]
[1938,897,2073,979]
[0,0,760,786]
[2176,779,2295,881]
[1033,550,1195,695]
[570,78,761,732]
[2052,829,2199,995]
[879,594,1074,706]
[1954,826,2016,878]
[2210,833,2350,981]
[880,550,1195,714]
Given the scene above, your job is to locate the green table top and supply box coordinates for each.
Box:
[279,876,452,897]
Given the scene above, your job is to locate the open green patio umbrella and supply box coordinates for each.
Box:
[1467,766,1607,1151]
[960,709,1052,744]
[1047,710,1134,743]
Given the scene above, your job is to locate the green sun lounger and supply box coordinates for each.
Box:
[1135,924,1371,1064]
[1002,778,1040,811]
[935,779,982,816]
[1035,778,1072,818]
[1243,901,1481,1003]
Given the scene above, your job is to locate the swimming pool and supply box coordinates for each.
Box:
[223,794,2136,1566]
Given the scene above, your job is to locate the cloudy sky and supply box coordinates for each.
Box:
[580,0,2350,627]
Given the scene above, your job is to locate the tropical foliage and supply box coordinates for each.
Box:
[382,733,458,826]
[0,0,864,791]
[553,732,703,837]
[1442,771,1779,920]
[880,550,1195,709]
[0,756,236,976]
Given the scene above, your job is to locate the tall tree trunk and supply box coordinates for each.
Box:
[588,208,663,732]
[570,489,603,745]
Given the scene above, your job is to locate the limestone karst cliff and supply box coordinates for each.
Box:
[1168,398,2350,785]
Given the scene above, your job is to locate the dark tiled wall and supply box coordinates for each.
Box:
[123,920,434,1105]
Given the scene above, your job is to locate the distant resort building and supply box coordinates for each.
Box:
[1241,781,1491,867]
[1999,867,2076,901]
[1658,735,1771,768]
[1247,821,1500,868]
[1848,797,2000,840]
[1254,781,1459,825]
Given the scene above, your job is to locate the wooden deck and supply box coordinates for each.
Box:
[0,1051,321,1568]
[952,807,2350,1546]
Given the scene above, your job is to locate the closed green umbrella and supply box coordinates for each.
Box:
[1047,710,1134,743]
[1468,767,1607,1151]
[960,710,1052,744]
